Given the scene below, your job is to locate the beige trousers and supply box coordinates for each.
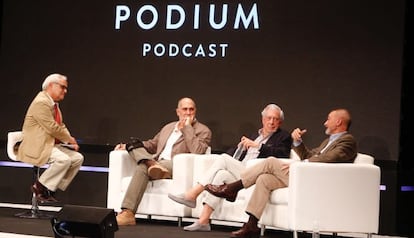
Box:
[39,145,84,191]
[241,157,290,219]
[121,148,173,213]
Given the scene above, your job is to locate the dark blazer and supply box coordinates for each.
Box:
[227,128,292,160]
[293,132,357,163]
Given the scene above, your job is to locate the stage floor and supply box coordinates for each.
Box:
[0,203,407,238]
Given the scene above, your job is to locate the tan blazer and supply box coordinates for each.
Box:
[18,91,72,166]
[293,133,357,163]
[143,120,212,160]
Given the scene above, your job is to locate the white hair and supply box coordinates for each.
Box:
[261,103,284,121]
[42,73,67,90]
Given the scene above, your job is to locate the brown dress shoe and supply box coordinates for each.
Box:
[204,184,238,202]
[116,209,136,226]
[30,181,59,204]
[31,182,45,198]
[38,194,59,204]
[230,223,260,238]
[31,181,59,204]
[148,164,171,180]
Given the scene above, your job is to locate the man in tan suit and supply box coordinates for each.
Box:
[18,73,84,204]
[205,108,357,238]
[114,97,212,226]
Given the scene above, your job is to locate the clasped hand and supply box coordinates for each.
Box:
[114,143,126,150]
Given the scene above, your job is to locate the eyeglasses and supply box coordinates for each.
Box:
[54,82,68,90]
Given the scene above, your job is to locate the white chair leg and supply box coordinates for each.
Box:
[293,230,298,238]
[260,224,265,236]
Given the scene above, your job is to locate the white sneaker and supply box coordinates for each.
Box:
[183,221,211,231]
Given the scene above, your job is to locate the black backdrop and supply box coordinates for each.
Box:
[0,0,406,162]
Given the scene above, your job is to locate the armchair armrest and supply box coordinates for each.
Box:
[172,146,212,191]
[107,150,136,210]
[288,162,381,234]
[245,149,299,168]
[170,153,197,194]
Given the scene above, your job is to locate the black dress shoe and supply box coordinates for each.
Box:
[204,184,238,202]
[126,137,144,152]
[230,223,260,238]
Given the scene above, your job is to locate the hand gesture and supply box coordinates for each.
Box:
[291,128,307,143]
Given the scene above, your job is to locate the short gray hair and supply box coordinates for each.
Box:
[42,73,67,90]
[261,104,284,121]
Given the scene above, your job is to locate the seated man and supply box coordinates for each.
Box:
[205,108,357,238]
[169,103,292,231]
[18,73,84,204]
[114,97,212,226]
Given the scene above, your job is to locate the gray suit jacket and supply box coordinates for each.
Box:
[18,91,72,166]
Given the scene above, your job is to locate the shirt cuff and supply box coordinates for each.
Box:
[293,140,302,147]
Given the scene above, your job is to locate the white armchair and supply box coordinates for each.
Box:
[106,149,209,226]
[258,152,380,238]
[191,151,380,238]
